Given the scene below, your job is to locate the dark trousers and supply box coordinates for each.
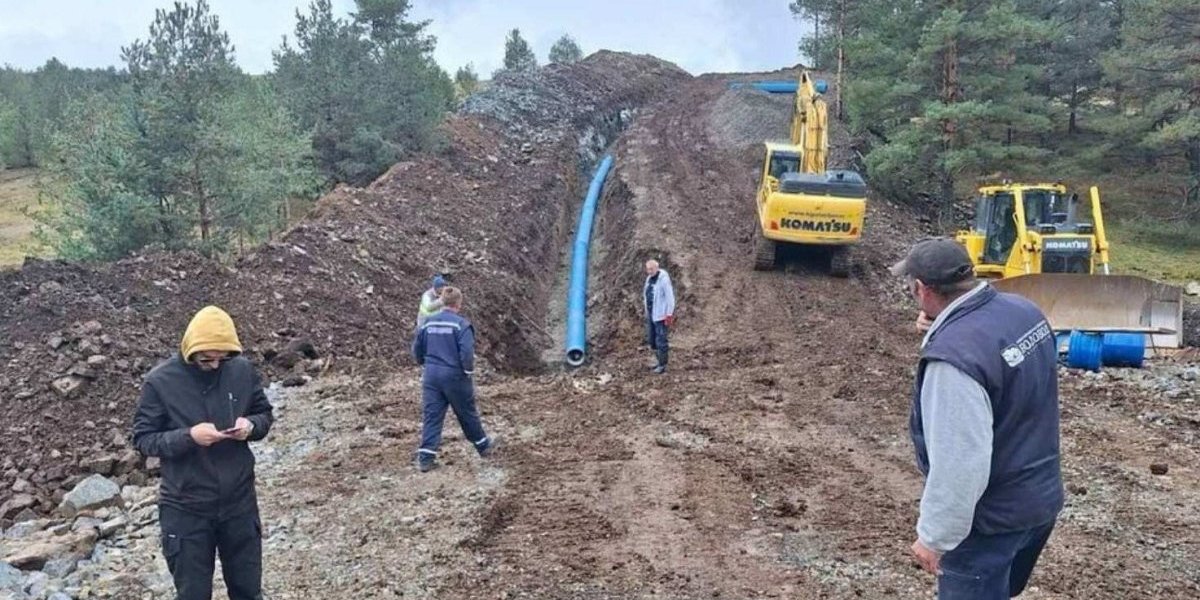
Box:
[159,505,263,600]
[938,520,1055,599]
[645,318,669,366]
[419,371,488,455]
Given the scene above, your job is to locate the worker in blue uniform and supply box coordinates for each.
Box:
[411,286,495,472]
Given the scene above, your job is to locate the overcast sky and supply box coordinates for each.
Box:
[0,0,809,76]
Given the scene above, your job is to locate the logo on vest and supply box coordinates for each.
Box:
[1001,320,1053,367]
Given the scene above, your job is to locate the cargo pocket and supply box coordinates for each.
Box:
[938,566,985,599]
[161,532,182,573]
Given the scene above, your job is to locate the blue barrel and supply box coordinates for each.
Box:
[1101,333,1145,368]
[1066,331,1103,371]
[1054,332,1070,354]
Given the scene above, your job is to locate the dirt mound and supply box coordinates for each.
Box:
[464,51,689,146]
[707,87,794,151]
[0,51,690,520]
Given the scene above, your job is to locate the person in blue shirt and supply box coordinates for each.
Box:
[411,286,495,472]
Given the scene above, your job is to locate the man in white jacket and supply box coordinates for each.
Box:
[643,259,676,374]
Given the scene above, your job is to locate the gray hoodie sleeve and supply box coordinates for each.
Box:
[918,360,993,553]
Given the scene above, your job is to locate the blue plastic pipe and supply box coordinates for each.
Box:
[565,154,615,366]
[728,79,829,94]
[729,80,797,94]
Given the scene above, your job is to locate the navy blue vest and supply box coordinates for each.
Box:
[912,285,1064,534]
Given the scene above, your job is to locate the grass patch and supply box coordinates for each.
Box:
[1107,219,1200,284]
[0,168,50,268]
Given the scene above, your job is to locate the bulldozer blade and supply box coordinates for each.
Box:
[992,274,1184,348]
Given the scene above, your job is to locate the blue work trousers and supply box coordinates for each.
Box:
[419,369,488,456]
[938,520,1055,599]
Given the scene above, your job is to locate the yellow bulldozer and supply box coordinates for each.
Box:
[956,182,1184,347]
[752,72,867,275]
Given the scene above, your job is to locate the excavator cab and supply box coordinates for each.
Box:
[767,152,801,182]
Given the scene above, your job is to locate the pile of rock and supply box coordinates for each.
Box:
[1,475,169,599]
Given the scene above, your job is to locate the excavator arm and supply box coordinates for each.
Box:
[790,71,828,174]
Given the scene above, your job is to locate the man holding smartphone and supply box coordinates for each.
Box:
[132,305,274,600]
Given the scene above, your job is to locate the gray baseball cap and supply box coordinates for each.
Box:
[890,238,975,285]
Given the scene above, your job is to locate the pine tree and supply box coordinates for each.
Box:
[1018,0,1120,135]
[790,0,838,69]
[274,0,453,185]
[122,0,239,247]
[455,64,480,98]
[36,90,167,260]
[1102,0,1200,212]
[37,1,320,260]
[845,0,1054,224]
[548,34,583,64]
[503,29,538,72]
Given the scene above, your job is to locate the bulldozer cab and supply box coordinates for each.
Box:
[975,187,1078,265]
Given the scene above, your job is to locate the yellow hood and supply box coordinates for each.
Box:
[180,306,243,362]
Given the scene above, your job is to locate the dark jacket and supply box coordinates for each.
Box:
[132,354,274,519]
[412,309,476,378]
[912,285,1064,534]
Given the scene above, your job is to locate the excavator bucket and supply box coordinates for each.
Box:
[993,274,1185,348]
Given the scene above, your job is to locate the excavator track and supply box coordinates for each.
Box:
[753,232,777,271]
[828,246,851,278]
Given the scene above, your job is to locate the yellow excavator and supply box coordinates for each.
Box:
[752,72,866,275]
[956,182,1184,347]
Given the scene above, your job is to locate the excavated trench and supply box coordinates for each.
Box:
[537,110,641,368]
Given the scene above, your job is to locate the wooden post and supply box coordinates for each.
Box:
[836,0,846,121]
[939,0,960,229]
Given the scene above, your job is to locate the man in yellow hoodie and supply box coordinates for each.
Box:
[132,306,274,600]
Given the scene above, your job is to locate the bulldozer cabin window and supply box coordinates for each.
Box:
[768,154,801,180]
[1021,189,1064,226]
[983,193,1018,265]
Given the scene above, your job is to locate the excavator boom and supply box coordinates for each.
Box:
[791,72,828,174]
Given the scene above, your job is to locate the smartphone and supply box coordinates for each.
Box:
[221,426,244,435]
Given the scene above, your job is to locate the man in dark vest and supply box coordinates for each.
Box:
[892,239,1063,600]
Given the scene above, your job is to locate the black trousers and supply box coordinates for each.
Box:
[159,505,263,600]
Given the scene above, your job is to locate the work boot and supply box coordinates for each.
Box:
[416,452,438,473]
[478,435,500,458]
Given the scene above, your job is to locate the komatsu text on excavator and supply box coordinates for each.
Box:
[753,72,867,275]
